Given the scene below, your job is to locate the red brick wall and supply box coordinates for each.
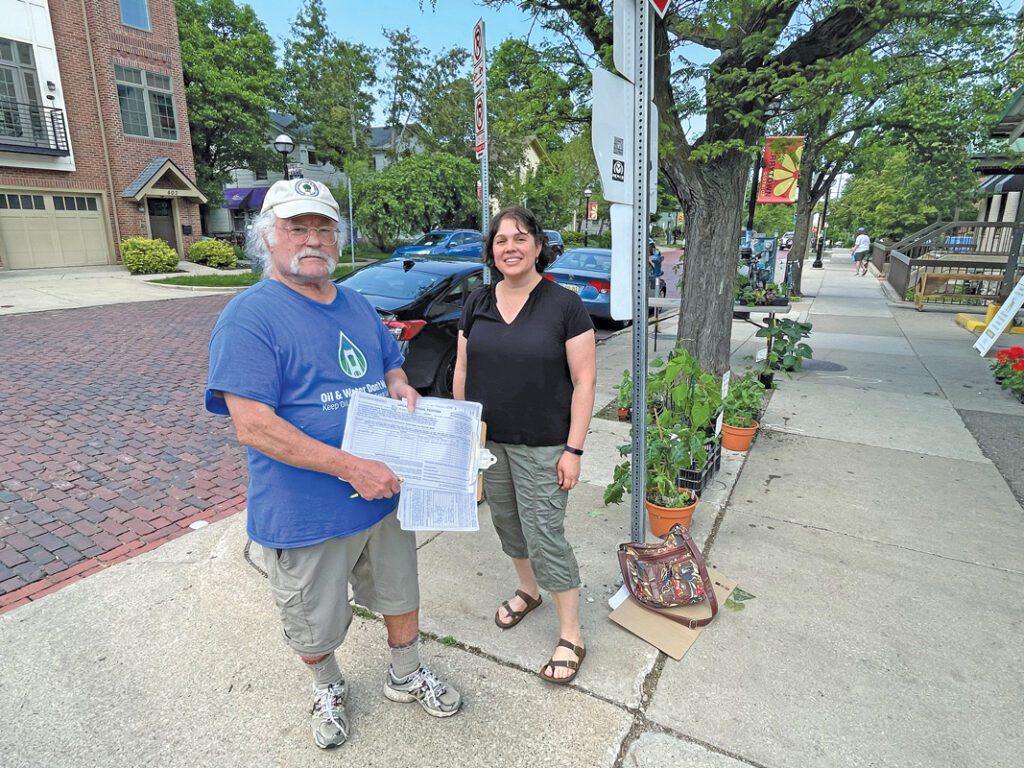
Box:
[0,0,202,267]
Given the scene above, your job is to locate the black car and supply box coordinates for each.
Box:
[335,257,492,397]
[544,229,565,257]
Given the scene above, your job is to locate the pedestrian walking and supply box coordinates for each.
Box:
[453,206,597,684]
[205,179,461,749]
[853,227,871,276]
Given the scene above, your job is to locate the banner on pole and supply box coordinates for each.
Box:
[757,136,803,204]
[587,201,599,221]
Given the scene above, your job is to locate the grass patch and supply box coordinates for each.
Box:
[151,264,353,287]
[351,604,377,621]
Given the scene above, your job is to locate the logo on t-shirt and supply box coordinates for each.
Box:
[338,330,368,379]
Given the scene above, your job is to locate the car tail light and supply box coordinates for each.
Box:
[588,279,610,295]
[543,273,556,281]
[383,319,427,341]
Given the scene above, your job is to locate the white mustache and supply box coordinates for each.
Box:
[290,247,337,274]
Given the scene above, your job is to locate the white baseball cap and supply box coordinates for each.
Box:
[260,179,340,222]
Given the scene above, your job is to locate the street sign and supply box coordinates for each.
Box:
[613,0,636,83]
[471,18,491,285]
[974,274,1024,356]
[648,0,671,17]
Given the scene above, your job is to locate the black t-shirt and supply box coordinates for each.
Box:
[459,278,594,445]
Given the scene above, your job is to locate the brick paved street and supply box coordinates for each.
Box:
[0,295,246,610]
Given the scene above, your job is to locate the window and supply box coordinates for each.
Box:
[119,0,151,32]
[0,193,45,210]
[52,195,96,212]
[306,149,319,165]
[254,168,268,181]
[0,37,43,142]
[115,64,178,140]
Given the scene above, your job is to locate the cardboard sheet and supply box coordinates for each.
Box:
[609,568,737,660]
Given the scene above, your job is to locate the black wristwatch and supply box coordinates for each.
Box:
[564,445,584,456]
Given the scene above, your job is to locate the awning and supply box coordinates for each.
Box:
[223,187,252,209]
[979,174,1024,195]
[247,187,269,211]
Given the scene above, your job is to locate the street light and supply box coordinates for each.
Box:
[273,133,294,179]
[583,186,593,247]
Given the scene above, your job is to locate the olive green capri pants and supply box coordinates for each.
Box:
[482,441,580,593]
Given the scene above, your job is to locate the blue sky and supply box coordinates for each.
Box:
[244,0,549,64]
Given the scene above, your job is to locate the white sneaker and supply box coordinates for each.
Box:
[383,664,462,717]
[310,680,349,748]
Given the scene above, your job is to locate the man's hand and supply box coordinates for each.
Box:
[556,451,581,490]
[387,380,419,413]
[348,457,402,500]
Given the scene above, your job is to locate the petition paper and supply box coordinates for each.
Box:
[341,391,483,531]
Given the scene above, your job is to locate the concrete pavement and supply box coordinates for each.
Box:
[1,253,1023,767]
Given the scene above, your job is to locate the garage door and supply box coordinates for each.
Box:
[0,190,109,269]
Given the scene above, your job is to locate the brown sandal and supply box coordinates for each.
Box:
[494,589,543,630]
[540,638,586,685]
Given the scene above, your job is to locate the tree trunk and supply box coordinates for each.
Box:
[671,151,747,376]
[790,192,816,294]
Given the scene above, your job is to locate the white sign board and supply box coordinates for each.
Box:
[721,371,731,400]
[974,274,1024,356]
[472,20,487,160]
[609,202,634,320]
[592,67,634,205]
[613,0,637,83]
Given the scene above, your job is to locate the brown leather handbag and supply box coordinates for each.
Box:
[617,524,719,628]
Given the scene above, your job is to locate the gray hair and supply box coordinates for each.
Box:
[245,210,348,278]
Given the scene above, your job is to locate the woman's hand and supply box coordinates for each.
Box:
[557,451,581,490]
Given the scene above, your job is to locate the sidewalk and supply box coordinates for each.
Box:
[1,253,1022,767]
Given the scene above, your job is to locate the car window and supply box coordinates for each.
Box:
[448,233,466,246]
[464,232,482,243]
[437,271,482,309]
[339,264,446,300]
[414,232,448,246]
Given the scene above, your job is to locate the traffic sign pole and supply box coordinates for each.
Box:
[629,3,652,544]
[472,19,491,285]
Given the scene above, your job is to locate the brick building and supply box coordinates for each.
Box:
[0,0,204,270]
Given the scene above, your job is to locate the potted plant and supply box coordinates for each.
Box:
[991,347,1023,382]
[757,319,813,383]
[604,350,717,534]
[721,371,765,451]
[616,369,632,421]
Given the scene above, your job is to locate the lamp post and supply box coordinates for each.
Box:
[811,181,832,269]
[273,133,294,179]
[583,186,593,247]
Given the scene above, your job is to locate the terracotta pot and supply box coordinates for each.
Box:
[722,420,759,451]
[617,407,631,421]
[645,494,698,537]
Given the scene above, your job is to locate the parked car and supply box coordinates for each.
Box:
[544,247,617,322]
[390,229,483,260]
[781,231,794,249]
[335,257,493,397]
[544,229,565,257]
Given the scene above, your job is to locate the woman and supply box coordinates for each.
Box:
[454,207,597,684]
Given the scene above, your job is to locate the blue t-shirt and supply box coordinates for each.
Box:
[205,279,404,549]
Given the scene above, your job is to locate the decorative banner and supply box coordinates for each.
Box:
[587,201,599,221]
[757,136,803,204]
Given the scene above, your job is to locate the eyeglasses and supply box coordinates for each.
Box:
[280,224,339,245]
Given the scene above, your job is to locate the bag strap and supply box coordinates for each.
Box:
[617,527,719,629]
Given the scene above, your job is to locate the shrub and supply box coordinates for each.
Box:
[562,230,612,249]
[188,239,238,269]
[121,237,178,275]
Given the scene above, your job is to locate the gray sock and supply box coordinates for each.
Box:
[389,639,421,679]
[305,653,343,689]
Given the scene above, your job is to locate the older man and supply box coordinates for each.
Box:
[205,179,461,749]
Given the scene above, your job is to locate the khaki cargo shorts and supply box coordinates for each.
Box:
[261,510,419,656]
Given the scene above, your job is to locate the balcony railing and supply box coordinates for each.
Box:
[0,100,70,157]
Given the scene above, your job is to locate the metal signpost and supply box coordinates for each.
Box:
[472,19,491,285]
[593,0,659,543]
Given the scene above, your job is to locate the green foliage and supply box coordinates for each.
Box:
[283,0,377,168]
[561,231,611,248]
[616,369,632,409]
[175,0,283,203]
[723,370,765,423]
[756,319,813,373]
[753,204,795,238]
[121,238,178,275]
[352,151,479,250]
[188,239,237,268]
[604,350,721,508]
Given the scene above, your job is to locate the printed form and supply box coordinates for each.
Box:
[341,391,484,531]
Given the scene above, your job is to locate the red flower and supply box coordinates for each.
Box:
[1013,361,1024,372]
[996,351,1012,362]
[1007,347,1024,359]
